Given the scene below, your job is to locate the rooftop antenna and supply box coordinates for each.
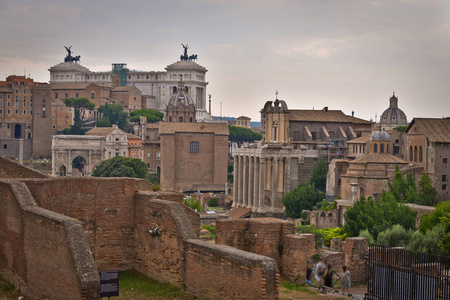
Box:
[275,90,278,99]
[220,102,222,121]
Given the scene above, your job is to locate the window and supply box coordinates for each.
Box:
[374,143,378,153]
[76,91,79,97]
[23,110,26,115]
[15,102,18,107]
[0,109,2,114]
[394,146,400,155]
[409,146,413,161]
[7,109,10,114]
[443,175,447,182]
[395,139,399,144]
[91,92,95,100]
[15,110,18,115]
[179,117,183,122]
[55,92,58,98]
[156,152,160,160]
[190,141,199,153]
[23,102,26,108]
[0,101,2,107]
[443,184,447,191]
[30,110,32,114]
[7,95,11,99]
[3,144,6,149]
[444,158,448,164]
[380,144,385,153]
[23,96,26,101]
[52,125,56,129]
[65,92,68,98]
[7,102,10,107]
[0,95,3,99]
[15,96,18,101]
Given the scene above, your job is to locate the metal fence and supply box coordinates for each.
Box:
[365,245,450,300]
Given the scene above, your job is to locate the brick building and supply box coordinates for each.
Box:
[0,75,52,158]
[404,118,450,201]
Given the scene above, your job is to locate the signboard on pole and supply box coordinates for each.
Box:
[100,270,119,298]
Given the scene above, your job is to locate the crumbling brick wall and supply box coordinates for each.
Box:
[134,195,280,299]
[344,237,368,282]
[0,180,99,300]
[281,233,316,282]
[0,156,48,179]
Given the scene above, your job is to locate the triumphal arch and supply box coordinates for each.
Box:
[51,135,106,176]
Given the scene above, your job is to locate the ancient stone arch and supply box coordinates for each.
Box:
[51,135,106,176]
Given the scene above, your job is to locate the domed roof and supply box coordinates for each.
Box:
[379,93,407,127]
[370,130,391,141]
[168,79,195,107]
[48,62,90,72]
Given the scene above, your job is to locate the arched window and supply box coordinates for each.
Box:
[374,143,378,153]
[387,144,390,154]
[414,146,418,162]
[380,144,385,153]
[419,146,423,162]
[409,146,413,161]
[190,141,199,153]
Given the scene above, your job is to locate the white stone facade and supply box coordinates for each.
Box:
[51,135,106,176]
[48,60,211,121]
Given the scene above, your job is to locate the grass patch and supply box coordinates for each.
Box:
[110,270,200,300]
[279,280,318,295]
[0,281,15,292]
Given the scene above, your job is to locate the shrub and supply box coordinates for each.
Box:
[296,224,324,248]
[319,227,347,246]
[183,198,203,212]
[376,224,413,248]
[406,225,445,256]
[208,197,218,207]
[200,224,216,239]
[358,229,375,244]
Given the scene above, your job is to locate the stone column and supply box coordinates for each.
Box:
[284,157,291,194]
[271,157,279,210]
[18,139,24,165]
[88,150,92,176]
[232,156,239,208]
[248,156,254,209]
[243,156,249,207]
[259,157,266,211]
[253,157,259,211]
[238,155,244,207]
[67,150,72,176]
[52,149,56,176]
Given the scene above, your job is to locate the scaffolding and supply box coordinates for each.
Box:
[112,63,129,86]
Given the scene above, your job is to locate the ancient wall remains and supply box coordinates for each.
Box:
[185,239,279,299]
[0,156,48,179]
[24,177,151,271]
[0,180,99,299]
[134,194,280,299]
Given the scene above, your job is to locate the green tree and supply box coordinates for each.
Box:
[96,117,111,127]
[388,166,407,201]
[228,126,262,146]
[418,173,438,206]
[344,192,416,239]
[376,224,413,248]
[92,156,148,179]
[64,97,95,135]
[393,126,407,132]
[419,201,450,233]
[407,225,445,256]
[98,103,129,130]
[282,183,325,219]
[129,109,164,123]
[310,158,328,192]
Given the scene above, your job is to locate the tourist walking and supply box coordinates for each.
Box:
[342,265,351,294]
[306,261,312,286]
[315,257,326,287]
[324,264,333,287]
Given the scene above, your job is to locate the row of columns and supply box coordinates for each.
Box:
[233,154,290,212]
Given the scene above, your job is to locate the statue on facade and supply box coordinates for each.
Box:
[64,46,81,63]
[180,43,198,61]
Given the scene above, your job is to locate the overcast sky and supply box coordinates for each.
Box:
[1,0,449,121]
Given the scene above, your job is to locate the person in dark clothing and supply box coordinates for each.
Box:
[324,264,333,287]
[306,261,312,286]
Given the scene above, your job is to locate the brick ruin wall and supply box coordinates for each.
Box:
[0,180,99,300]
[217,218,369,284]
[134,195,279,299]
[2,176,279,299]
[0,156,48,179]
